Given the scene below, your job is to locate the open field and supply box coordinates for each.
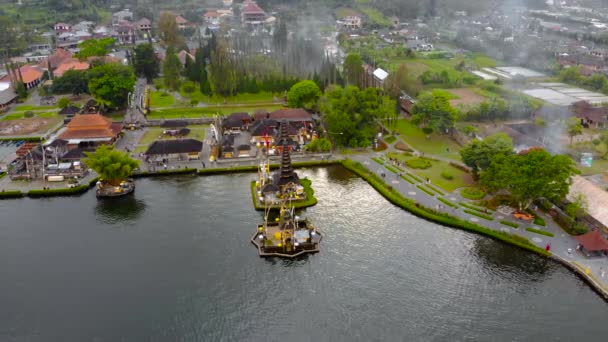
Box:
[135,125,208,153]
[0,117,61,136]
[1,112,58,121]
[394,119,462,161]
[178,91,282,105]
[448,88,487,107]
[150,91,175,107]
[148,104,285,119]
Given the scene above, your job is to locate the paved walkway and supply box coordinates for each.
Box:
[351,152,608,298]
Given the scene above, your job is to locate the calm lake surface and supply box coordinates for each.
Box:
[1,166,607,341]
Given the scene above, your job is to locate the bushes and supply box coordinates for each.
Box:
[24,111,34,118]
[422,127,434,135]
[460,202,493,214]
[533,216,546,226]
[57,97,70,108]
[406,157,432,169]
[438,197,458,208]
[461,187,486,200]
[182,81,196,93]
[526,227,555,237]
[500,220,519,228]
[371,157,384,165]
[400,175,415,184]
[27,185,89,197]
[0,190,24,199]
[417,185,435,196]
[441,171,453,180]
[426,184,445,196]
[464,209,494,221]
[385,165,398,174]
[407,172,422,182]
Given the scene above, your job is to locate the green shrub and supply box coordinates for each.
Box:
[27,185,89,197]
[417,185,435,196]
[57,97,70,108]
[384,135,397,144]
[24,111,34,118]
[182,81,196,93]
[438,197,457,208]
[371,157,384,165]
[422,127,433,135]
[533,216,546,226]
[385,165,398,173]
[0,190,24,198]
[460,202,494,214]
[190,99,199,106]
[464,209,494,221]
[500,220,519,228]
[571,222,589,235]
[406,157,432,169]
[400,175,415,184]
[441,171,454,180]
[426,184,445,196]
[461,187,486,200]
[525,227,554,237]
[407,172,422,182]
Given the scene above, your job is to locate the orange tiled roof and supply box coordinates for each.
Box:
[38,48,73,69]
[19,66,44,84]
[54,59,90,77]
[59,114,122,140]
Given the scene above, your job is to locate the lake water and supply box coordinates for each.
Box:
[1,166,607,341]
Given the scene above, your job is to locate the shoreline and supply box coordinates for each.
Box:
[1,159,606,301]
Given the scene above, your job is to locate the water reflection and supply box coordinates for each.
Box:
[94,195,147,224]
[473,237,553,280]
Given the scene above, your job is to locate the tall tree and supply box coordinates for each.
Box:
[133,43,160,83]
[52,69,90,95]
[566,116,583,144]
[158,12,184,48]
[88,63,136,108]
[287,80,321,109]
[481,148,579,210]
[162,47,182,91]
[75,38,115,60]
[459,133,514,179]
[411,90,458,133]
[83,146,139,186]
[184,54,200,83]
[343,53,364,88]
[208,38,237,100]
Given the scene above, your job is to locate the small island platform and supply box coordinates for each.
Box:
[96,180,135,198]
[250,178,317,210]
[250,221,322,258]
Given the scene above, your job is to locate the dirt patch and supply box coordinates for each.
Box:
[448,88,486,107]
[0,117,61,136]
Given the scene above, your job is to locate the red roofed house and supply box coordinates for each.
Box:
[175,15,190,30]
[269,108,312,122]
[203,10,221,25]
[241,0,266,25]
[576,230,608,257]
[38,48,73,71]
[58,114,123,148]
[0,66,45,89]
[177,50,195,66]
[135,17,151,31]
[572,100,608,128]
[53,59,90,77]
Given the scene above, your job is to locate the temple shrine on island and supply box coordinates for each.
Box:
[252,120,312,209]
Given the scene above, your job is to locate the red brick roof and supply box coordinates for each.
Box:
[576,230,608,252]
[18,66,44,84]
[53,59,90,77]
[243,0,265,14]
[39,48,73,69]
[269,108,312,121]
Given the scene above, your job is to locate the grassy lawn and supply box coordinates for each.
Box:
[148,104,285,119]
[135,125,208,153]
[14,105,57,111]
[1,112,58,121]
[178,91,280,105]
[150,91,175,107]
[394,119,462,160]
[387,152,474,192]
[576,158,608,176]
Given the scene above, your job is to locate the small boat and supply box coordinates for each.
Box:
[96,179,135,198]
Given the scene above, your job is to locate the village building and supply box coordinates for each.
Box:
[373,68,389,87]
[576,230,608,257]
[175,15,191,30]
[203,10,222,25]
[337,12,363,30]
[54,23,72,32]
[112,9,134,26]
[241,0,266,26]
[53,59,90,77]
[572,101,608,128]
[0,65,45,90]
[222,112,252,134]
[59,105,81,115]
[135,18,152,32]
[0,84,17,112]
[145,139,203,162]
[58,114,123,149]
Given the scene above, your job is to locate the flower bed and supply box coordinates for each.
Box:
[460,187,486,200]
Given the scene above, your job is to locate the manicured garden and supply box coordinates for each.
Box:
[178,90,280,105]
[150,91,175,107]
[393,119,461,160]
[460,187,486,200]
[135,125,208,153]
[147,104,285,119]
